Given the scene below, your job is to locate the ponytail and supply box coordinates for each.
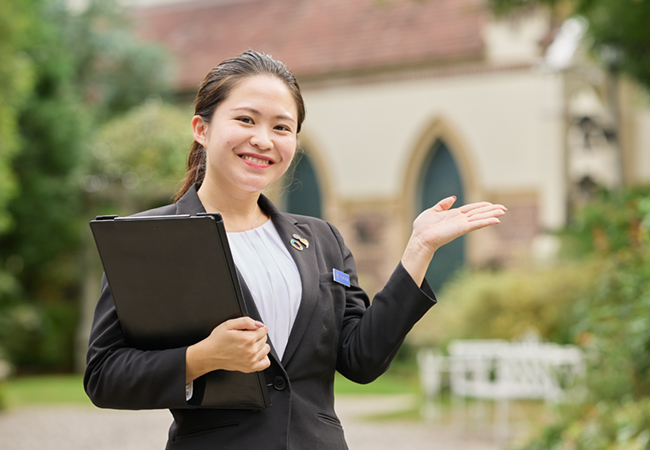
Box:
[175,141,206,202]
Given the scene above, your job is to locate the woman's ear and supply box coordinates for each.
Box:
[191,115,208,146]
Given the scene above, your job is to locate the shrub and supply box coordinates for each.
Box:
[513,186,650,450]
[409,262,596,347]
[519,398,650,450]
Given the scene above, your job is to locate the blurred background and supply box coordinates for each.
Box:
[1,0,649,448]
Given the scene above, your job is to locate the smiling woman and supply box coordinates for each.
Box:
[84,50,506,450]
[192,75,299,224]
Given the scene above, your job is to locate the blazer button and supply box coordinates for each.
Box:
[273,375,287,391]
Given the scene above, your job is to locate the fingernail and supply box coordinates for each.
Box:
[254,320,264,328]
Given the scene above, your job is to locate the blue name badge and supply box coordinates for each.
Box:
[333,269,350,287]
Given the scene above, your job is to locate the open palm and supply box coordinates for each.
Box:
[413,196,507,254]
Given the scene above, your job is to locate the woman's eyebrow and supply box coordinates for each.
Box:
[231,106,296,124]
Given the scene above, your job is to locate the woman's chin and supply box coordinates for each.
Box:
[231,177,278,195]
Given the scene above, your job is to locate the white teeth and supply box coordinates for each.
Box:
[241,155,270,165]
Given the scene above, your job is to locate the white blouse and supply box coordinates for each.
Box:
[227,219,302,360]
[187,218,303,401]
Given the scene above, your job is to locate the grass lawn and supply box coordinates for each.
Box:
[1,374,92,409]
[0,372,547,432]
[334,369,421,396]
[0,368,420,410]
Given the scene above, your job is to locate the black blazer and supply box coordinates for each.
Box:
[84,185,436,450]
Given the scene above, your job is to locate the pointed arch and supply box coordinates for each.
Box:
[268,133,334,221]
[402,117,479,218]
[401,117,479,291]
[285,152,323,218]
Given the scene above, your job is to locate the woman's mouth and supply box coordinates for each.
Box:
[240,154,271,165]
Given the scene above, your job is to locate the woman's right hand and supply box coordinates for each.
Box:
[401,196,506,286]
[185,317,271,383]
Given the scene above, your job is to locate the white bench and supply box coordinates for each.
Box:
[417,338,584,437]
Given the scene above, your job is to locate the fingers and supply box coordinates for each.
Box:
[465,205,507,222]
[200,317,271,373]
[465,217,502,232]
[461,203,506,231]
[239,337,271,373]
[241,324,271,372]
[252,346,271,372]
[227,316,265,331]
[458,201,491,213]
[247,330,271,371]
[431,199,506,218]
[458,202,506,214]
[225,317,269,353]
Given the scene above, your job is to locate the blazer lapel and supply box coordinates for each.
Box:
[259,196,320,367]
[174,184,206,215]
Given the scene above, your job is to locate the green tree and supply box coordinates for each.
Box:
[515,187,650,450]
[0,0,38,232]
[0,0,170,372]
[489,0,650,90]
[82,98,191,213]
[0,0,39,371]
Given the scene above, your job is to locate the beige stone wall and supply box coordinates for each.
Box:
[334,198,406,298]
[300,70,565,201]
[274,64,650,292]
[291,68,565,285]
[632,90,650,184]
[636,110,650,183]
[268,42,649,295]
[483,10,549,64]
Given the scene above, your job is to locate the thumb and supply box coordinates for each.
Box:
[432,195,457,212]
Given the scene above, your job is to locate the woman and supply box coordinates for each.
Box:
[84,50,506,449]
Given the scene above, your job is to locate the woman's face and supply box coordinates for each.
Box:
[192,75,299,196]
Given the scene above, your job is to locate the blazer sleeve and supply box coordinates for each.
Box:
[83,274,191,410]
[330,223,437,384]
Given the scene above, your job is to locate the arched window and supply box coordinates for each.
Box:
[284,152,323,219]
[419,140,465,292]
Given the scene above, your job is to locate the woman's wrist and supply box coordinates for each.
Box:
[400,235,435,287]
[186,342,211,383]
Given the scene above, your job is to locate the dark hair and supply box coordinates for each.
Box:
[175,50,306,202]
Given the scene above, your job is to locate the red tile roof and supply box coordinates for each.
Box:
[133,0,487,91]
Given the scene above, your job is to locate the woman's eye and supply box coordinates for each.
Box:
[237,117,253,124]
[274,125,291,132]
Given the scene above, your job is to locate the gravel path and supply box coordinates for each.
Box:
[0,395,509,450]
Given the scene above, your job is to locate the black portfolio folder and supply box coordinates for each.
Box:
[90,213,270,409]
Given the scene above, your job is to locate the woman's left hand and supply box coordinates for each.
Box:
[401,196,506,286]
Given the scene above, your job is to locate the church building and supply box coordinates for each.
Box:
[130,0,650,294]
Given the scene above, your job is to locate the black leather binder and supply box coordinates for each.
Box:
[90,213,270,409]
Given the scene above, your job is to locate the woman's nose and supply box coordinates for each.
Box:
[250,127,273,150]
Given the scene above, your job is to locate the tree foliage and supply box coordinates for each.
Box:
[0,0,38,233]
[82,98,191,213]
[488,0,650,90]
[409,262,596,346]
[411,184,650,449]
[0,0,171,372]
[515,186,650,450]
